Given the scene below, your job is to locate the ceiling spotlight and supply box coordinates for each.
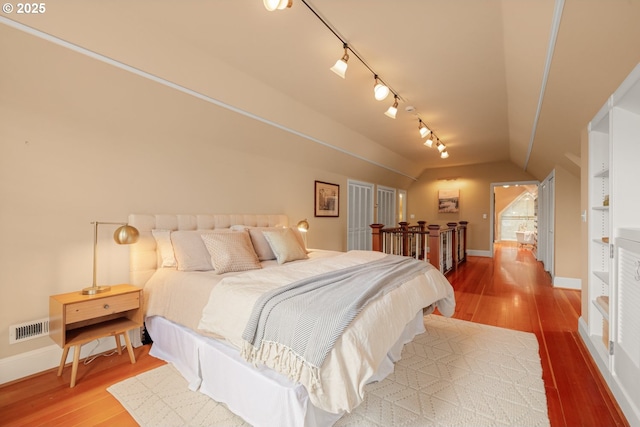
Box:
[440,150,449,159]
[263,0,292,11]
[330,44,349,78]
[418,119,431,138]
[424,136,434,148]
[436,140,446,152]
[384,95,399,119]
[373,75,389,101]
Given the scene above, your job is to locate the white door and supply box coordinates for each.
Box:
[613,235,640,417]
[538,170,555,277]
[347,180,374,250]
[377,185,397,228]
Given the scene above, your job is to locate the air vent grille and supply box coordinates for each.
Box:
[10,318,49,344]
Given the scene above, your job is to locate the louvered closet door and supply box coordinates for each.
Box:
[377,186,397,228]
[613,236,640,416]
[347,180,374,250]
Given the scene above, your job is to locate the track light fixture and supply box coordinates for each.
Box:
[384,95,399,119]
[330,43,349,79]
[373,75,390,101]
[263,0,292,11]
[265,1,450,159]
[424,135,434,148]
[418,119,431,138]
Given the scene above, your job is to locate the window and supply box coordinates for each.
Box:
[499,192,536,241]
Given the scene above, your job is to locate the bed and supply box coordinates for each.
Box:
[129,213,455,427]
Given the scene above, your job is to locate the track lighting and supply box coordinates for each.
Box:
[373,76,389,101]
[330,44,349,79]
[263,0,292,11]
[424,135,434,148]
[384,95,399,119]
[418,119,431,138]
[265,1,451,159]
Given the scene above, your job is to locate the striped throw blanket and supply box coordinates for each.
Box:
[241,254,430,389]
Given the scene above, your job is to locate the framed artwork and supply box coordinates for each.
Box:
[438,189,460,213]
[315,181,339,217]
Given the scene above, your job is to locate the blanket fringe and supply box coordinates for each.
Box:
[241,340,322,393]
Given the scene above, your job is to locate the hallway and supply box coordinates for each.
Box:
[447,243,627,426]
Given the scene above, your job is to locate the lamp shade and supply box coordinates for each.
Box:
[384,96,399,119]
[330,58,348,78]
[113,224,139,245]
[263,0,291,11]
[373,77,389,101]
[384,105,398,119]
[297,219,310,232]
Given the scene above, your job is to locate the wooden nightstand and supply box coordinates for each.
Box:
[49,284,143,387]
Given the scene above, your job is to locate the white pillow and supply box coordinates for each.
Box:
[262,228,309,264]
[171,230,230,271]
[151,229,177,268]
[201,230,262,275]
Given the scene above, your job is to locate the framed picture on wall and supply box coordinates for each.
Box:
[315,181,339,217]
[438,189,460,213]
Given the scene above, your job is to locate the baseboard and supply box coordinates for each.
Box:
[0,329,140,385]
[578,317,640,426]
[466,249,491,257]
[552,276,581,290]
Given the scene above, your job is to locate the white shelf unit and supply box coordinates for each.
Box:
[581,63,640,427]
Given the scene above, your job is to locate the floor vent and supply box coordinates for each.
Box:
[10,318,49,344]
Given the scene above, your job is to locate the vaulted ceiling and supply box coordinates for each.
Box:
[4,0,640,181]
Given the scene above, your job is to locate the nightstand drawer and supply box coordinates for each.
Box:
[65,292,140,324]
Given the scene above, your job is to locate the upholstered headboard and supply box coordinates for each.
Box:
[128,214,289,287]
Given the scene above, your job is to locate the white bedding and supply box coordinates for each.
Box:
[145,249,455,414]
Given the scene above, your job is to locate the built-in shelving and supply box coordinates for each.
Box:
[581,63,640,426]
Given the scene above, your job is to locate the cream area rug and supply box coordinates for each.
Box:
[108,315,550,426]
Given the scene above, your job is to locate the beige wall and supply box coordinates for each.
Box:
[0,25,416,359]
[554,165,581,281]
[406,161,537,252]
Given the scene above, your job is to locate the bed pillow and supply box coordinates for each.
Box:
[171,230,230,271]
[230,225,281,261]
[201,230,262,274]
[151,229,177,268]
[262,228,309,264]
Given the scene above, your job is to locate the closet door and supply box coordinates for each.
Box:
[612,234,640,419]
[376,185,396,228]
[347,180,374,250]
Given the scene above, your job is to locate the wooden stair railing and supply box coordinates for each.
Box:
[371,221,468,275]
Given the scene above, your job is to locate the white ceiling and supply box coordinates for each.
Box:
[4,0,640,180]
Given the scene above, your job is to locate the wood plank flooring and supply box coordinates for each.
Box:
[0,243,630,426]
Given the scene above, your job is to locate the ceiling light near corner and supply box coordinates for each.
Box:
[418,119,431,138]
[440,150,449,159]
[330,44,349,78]
[263,0,292,11]
[373,76,389,101]
[384,96,399,118]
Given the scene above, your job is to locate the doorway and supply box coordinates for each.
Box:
[490,180,539,255]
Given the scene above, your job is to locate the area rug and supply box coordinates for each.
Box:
[108,315,550,426]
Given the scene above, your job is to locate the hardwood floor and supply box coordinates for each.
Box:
[0,243,630,426]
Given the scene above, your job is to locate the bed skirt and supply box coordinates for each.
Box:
[145,311,426,427]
